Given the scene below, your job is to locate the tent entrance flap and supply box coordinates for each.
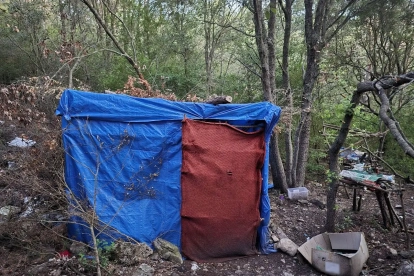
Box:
[180,119,265,262]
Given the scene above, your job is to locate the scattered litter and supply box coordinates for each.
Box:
[287,187,309,200]
[0,205,21,216]
[191,262,200,272]
[340,148,365,162]
[8,137,36,148]
[353,163,365,171]
[56,250,71,260]
[24,197,32,204]
[298,232,369,276]
[8,161,17,169]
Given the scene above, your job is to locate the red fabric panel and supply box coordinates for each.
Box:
[181,119,265,262]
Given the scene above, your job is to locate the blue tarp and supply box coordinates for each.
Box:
[56,89,281,254]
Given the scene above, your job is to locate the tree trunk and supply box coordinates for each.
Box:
[326,90,363,232]
[279,0,294,188]
[292,0,322,187]
[203,0,213,96]
[252,0,272,102]
[270,133,288,193]
[251,0,287,192]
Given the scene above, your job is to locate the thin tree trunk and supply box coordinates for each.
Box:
[251,0,287,191]
[279,0,294,188]
[293,0,321,187]
[326,90,362,232]
[80,0,145,82]
[204,0,213,96]
[270,133,288,193]
[252,0,272,101]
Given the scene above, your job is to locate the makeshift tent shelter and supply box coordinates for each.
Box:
[56,89,281,262]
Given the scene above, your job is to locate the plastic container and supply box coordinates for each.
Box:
[287,187,309,200]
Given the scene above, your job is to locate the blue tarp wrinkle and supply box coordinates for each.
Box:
[56,89,281,254]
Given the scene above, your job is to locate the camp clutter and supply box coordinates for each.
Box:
[338,148,404,230]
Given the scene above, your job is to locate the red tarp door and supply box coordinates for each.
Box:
[181,119,265,262]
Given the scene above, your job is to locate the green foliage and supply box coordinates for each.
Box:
[336,211,354,232]
[96,56,133,91]
[97,239,115,268]
[326,170,339,183]
[78,239,115,270]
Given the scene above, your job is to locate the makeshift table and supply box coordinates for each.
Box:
[339,170,404,229]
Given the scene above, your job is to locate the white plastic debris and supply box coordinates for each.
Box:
[191,262,200,272]
[0,206,21,216]
[8,137,36,148]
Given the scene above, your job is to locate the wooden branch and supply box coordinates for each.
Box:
[376,86,414,157]
[323,123,387,138]
[356,72,414,93]
[205,95,232,105]
[385,193,403,229]
[80,0,145,81]
[400,192,411,249]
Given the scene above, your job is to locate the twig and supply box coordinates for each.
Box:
[400,189,410,249]
[368,265,387,273]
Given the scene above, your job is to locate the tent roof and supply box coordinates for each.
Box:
[56,89,281,137]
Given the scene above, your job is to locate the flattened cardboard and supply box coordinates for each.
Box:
[298,232,369,276]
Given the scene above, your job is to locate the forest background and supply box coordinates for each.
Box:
[1,0,414,230]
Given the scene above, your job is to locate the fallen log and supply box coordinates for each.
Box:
[205,95,232,105]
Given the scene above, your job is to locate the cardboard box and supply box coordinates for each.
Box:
[287,187,308,200]
[298,232,369,276]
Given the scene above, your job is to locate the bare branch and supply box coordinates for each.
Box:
[80,0,145,81]
[101,0,137,62]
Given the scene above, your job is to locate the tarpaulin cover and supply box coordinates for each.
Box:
[55,89,281,255]
[181,119,264,262]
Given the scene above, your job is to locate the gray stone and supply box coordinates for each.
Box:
[114,241,153,266]
[50,268,62,276]
[276,227,288,239]
[133,263,154,276]
[153,238,183,264]
[0,205,21,217]
[388,247,398,256]
[271,235,280,243]
[149,252,159,260]
[400,250,414,259]
[28,262,49,275]
[69,241,88,256]
[276,238,298,256]
[395,261,414,276]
